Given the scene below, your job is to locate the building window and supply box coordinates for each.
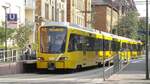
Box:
[61,0,65,2]
[72,0,74,6]
[52,6,54,21]
[45,3,49,19]
[61,10,64,21]
[49,0,51,4]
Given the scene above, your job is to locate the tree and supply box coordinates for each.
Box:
[138,18,146,41]
[117,11,139,39]
[0,27,15,45]
[14,25,32,48]
[138,17,150,42]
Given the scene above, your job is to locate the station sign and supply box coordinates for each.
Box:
[7,13,17,28]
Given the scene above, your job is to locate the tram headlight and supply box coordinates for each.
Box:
[58,57,68,61]
[37,57,44,61]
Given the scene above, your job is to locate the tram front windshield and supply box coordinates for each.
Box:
[40,27,66,53]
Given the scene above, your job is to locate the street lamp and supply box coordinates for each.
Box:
[5,2,11,13]
[2,5,9,61]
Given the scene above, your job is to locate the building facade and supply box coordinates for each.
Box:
[34,0,67,22]
[67,0,91,27]
[92,0,137,33]
[25,0,67,43]
[25,0,35,25]
[92,1,119,32]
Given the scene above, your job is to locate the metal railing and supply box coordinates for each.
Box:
[0,49,24,63]
[103,54,128,80]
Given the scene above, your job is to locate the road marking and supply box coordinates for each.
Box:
[0,78,104,83]
[130,60,143,63]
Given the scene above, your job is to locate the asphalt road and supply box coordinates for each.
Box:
[0,56,144,84]
[0,67,105,84]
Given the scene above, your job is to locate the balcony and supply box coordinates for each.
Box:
[25,0,35,10]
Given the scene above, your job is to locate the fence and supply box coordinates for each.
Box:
[103,53,128,81]
[0,49,24,63]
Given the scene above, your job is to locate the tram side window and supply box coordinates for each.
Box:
[68,34,86,51]
[121,43,126,51]
[68,34,79,51]
[111,41,116,51]
[94,39,103,51]
[137,44,141,51]
[103,40,110,51]
[94,39,99,51]
[117,42,121,51]
[99,39,103,50]
[86,37,95,51]
[128,44,131,51]
[112,41,120,51]
[132,44,137,51]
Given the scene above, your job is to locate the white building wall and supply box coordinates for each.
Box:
[41,0,67,22]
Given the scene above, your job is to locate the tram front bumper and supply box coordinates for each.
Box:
[37,61,65,70]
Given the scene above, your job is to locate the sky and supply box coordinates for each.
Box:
[134,0,150,17]
[0,0,24,24]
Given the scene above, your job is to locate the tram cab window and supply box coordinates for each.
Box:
[40,27,66,53]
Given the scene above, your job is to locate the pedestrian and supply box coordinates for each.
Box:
[24,45,32,60]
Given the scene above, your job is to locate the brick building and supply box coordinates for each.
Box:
[92,0,137,33]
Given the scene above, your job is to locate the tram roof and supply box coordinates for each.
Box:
[42,22,102,35]
[101,31,113,40]
[41,22,141,43]
[42,22,70,27]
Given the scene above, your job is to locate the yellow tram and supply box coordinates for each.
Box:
[37,22,102,70]
[36,22,143,70]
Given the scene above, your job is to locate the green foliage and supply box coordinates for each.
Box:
[117,11,139,39]
[31,42,37,50]
[138,17,150,42]
[14,25,32,48]
[0,27,15,44]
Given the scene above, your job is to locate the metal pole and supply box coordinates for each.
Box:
[110,1,113,33]
[84,0,87,27]
[32,0,36,43]
[2,6,9,61]
[55,0,57,21]
[102,36,105,81]
[145,0,149,80]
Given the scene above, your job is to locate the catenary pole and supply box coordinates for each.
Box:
[145,0,149,80]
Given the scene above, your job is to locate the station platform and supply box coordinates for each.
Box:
[0,60,37,75]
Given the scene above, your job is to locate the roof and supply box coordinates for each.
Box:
[92,0,107,5]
